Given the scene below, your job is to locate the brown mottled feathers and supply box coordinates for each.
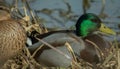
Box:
[0,10,26,67]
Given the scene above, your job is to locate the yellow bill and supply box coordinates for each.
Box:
[99,23,116,35]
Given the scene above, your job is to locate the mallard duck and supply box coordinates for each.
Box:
[0,3,26,67]
[28,13,116,67]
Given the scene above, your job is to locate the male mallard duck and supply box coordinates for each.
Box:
[28,13,115,67]
[0,3,26,67]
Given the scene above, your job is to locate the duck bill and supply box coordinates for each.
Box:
[99,23,116,35]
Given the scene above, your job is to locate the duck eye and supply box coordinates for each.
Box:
[91,19,98,23]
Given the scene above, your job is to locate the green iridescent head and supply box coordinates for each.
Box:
[76,13,116,37]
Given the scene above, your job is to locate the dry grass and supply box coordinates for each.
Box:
[2,47,41,69]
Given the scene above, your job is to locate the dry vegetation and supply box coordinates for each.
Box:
[2,0,120,69]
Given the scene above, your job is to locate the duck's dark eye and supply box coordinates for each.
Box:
[90,19,98,23]
[90,19,101,27]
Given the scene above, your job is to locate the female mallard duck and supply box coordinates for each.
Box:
[0,3,26,67]
[28,13,115,67]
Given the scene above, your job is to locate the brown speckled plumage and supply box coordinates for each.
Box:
[0,8,26,67]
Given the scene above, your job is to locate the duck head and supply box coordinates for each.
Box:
[75,13,116,63]
[76,13,116,37]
